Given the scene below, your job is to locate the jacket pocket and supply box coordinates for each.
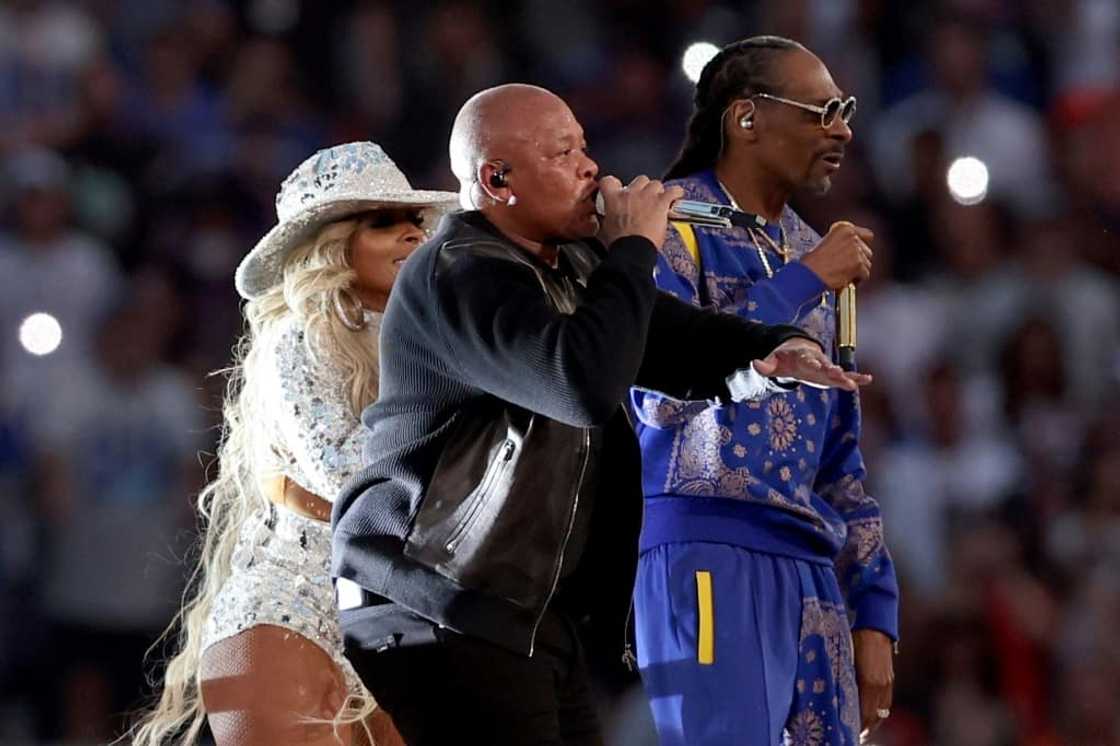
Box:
[403,408,529,579]
[403,405,587,612]
[442,438,516,555]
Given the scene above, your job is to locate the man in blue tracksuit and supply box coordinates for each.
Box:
[632,37,899,745]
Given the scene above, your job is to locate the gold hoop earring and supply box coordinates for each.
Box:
[333,287,367,331]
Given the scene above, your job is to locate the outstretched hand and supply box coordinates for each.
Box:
[753,337,872,391]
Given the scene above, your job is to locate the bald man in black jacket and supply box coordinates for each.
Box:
[332,83,869,746]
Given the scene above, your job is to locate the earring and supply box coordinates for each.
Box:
[507,194,518,206]
[333,287,367,331]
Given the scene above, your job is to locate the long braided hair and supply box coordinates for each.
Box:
[665,36,805,180]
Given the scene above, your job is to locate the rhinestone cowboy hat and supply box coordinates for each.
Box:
[235,141,459,300]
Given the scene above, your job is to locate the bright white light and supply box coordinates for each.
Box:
[682,42,720,83]
[19,312,62,356]
[946,156,989,205]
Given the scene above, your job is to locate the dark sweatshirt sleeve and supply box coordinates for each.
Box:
[432,236,660,427]
[636,291,813,400]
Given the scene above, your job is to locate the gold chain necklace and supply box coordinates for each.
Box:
[716,178,827,308]
[716,179,789,279]
[747,226,791,278]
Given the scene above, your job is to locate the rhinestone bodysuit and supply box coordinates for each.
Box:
[202,313,381,697]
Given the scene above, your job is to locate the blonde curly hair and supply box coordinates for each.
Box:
[131,215,382,745]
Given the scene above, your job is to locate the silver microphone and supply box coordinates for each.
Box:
[595,192,758,230]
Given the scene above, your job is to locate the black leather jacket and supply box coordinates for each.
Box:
[332,211,806,656]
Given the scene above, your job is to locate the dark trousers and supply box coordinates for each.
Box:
[345,609,604,746]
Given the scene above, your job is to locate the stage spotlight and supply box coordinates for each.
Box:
[19,312,62,356]
[682,42,720,83]
[947,156,989,205]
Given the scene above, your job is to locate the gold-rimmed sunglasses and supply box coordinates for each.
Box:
[751,93,857,129]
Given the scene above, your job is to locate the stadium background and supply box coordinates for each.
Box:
[1,1,1119,743]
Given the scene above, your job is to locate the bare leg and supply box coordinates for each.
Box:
[200,625,354,745]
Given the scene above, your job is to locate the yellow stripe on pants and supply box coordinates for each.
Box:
[696,570,714,665]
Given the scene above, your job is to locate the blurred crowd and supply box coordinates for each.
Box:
[0,1,1118,744]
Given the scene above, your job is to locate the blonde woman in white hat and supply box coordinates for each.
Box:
[132,142,458,746]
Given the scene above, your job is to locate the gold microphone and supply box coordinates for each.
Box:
[828,220,859,372]
[837,283,856,371]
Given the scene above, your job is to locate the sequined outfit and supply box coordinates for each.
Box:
[202,313,380,696]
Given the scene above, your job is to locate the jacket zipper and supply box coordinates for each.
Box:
[528,428,590,656]
[621,597,637,671]
[621,482,646,671]
[444,439,515,554]
[619,403,639,671]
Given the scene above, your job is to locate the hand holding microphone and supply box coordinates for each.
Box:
[811,220,870,371]
[801,220,874,290]
[596,175,685,250]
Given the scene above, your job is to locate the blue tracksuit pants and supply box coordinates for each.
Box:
[634,542,861,745]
